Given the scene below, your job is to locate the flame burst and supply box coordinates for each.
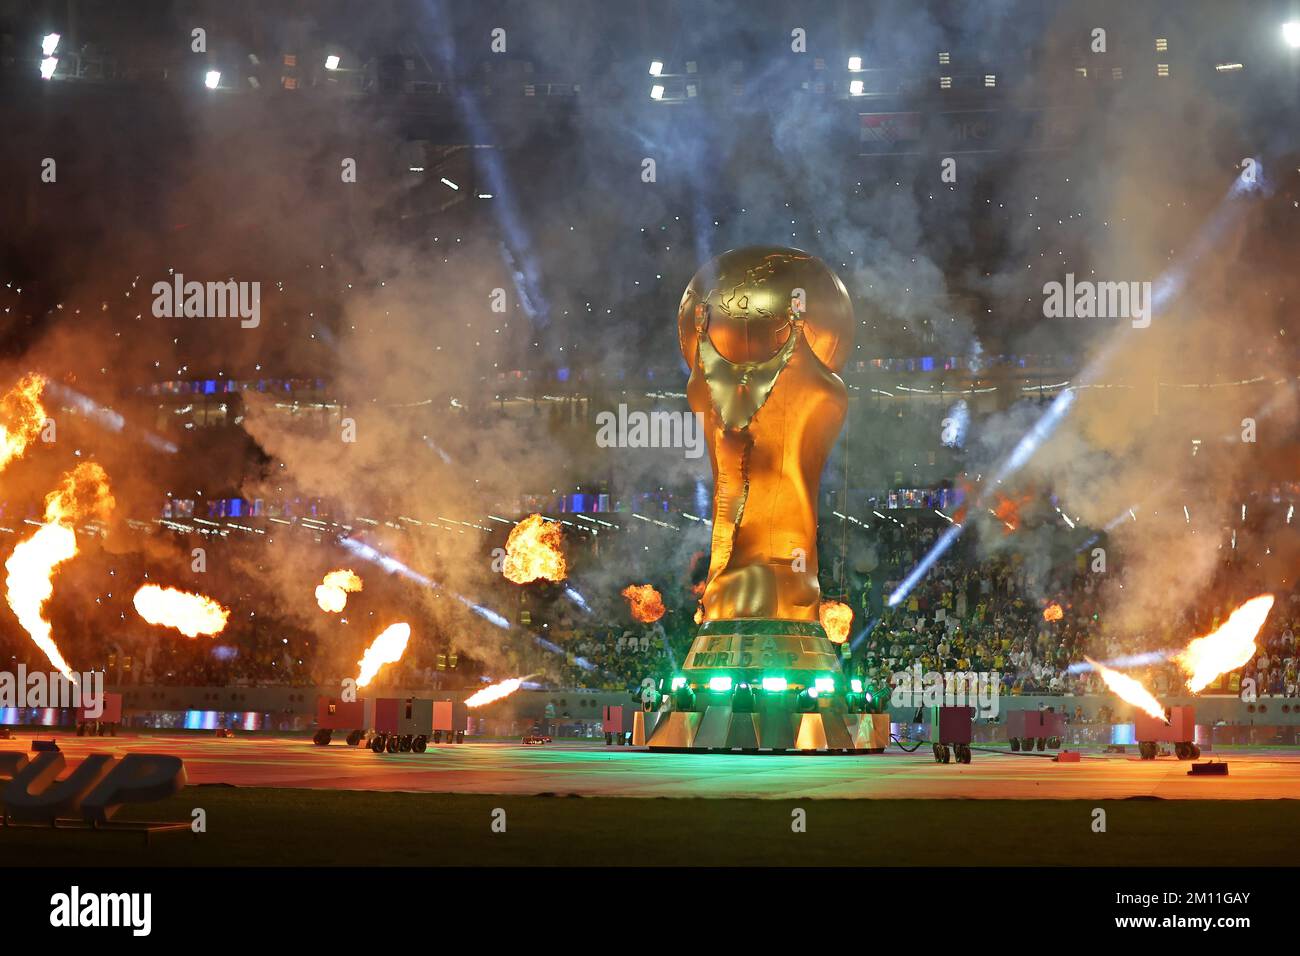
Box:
[356,622,410,688]
[693,604,704,625]
[5,462,114,679]
[622,584,665,623]
[1043,602,1064,622]
[819,599,854,644]
[133,584,230,637]
[465,676,526,708]
[990,490,1032,534]
[1085,656,1166,721]
[1175,594,1274,693]
[315,568,363,613]
[502,513,567,584]
[0,373,48,473]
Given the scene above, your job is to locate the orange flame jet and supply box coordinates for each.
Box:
[502,514,567,584]
[0,373,48,473]
[356,622,411,688]
[5,462,114,679]
[133,584,230,637]
[1085,656,1166,721]
[465,675,530,708]
[316,569,363,613]
[622,584,666,623]
[1175,594,1274,693]
[819,599,854,644]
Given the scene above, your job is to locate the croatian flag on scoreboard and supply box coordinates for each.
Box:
[859,112,922,152]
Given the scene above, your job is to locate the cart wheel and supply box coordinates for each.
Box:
[345,730,363,747]
[932,743,943,763]
[398,735,412,753]
[1009,736,1020,752]
[412,735,428,753]
[385,734,400,753]
[605,732,613,746]
[959,744,972,764]
[1035,737,1046,751]
[370,734,386,753]
[1047,736,1060,749]
[313,729,332,746]
[433,730,443,744]
[1189,744,1200,759]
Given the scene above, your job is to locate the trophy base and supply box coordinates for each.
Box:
[645,618,888,753]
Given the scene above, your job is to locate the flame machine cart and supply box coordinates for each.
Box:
[928,705,974,764]
[313,696,372,747]
[76,692,123,737]
[370,698,468,752]
[1135,705,1199,760]
[1006,709,1066,752]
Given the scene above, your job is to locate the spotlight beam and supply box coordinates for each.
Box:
[887,164,1262,608]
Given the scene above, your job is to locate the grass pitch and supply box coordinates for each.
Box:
[6,787,1296,866]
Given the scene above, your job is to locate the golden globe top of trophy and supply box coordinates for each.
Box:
[647,246,887,752]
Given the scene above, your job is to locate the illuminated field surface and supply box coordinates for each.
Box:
[9,733,1296,799]
[5,734,1297,866]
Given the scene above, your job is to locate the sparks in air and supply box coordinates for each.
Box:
[465,676,529,707]
[1175,594,1274,693]
[1084,656,1166,722]
[316,568,363,613]
[621,583,665,623]
[819,599,854,644]
[356,622,411,688]
[502,513,567,584]
[133,584,230,637]
[5,462,114,681]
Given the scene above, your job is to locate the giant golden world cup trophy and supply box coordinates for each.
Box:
[645,246,889,752]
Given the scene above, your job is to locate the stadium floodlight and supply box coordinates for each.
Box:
[325,54,340,70]
[204,70,221,89]
[649,60,663,76]
[42,33,60,56]
[1285,21,1300,48]
[39,56,58,79]
[650,84,665,100]
[849,79,864,95]
[847,55,862,71]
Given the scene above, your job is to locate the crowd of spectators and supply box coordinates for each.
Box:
[5,515,1297,703]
